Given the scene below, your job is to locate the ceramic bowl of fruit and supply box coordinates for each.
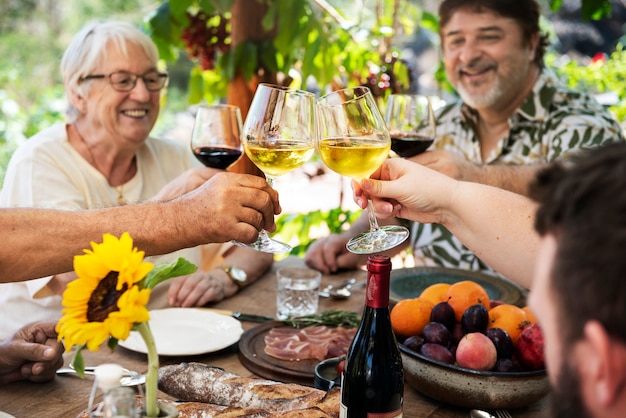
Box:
[392,280,550,410]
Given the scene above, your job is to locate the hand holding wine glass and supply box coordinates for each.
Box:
[317,86,409,254]
[385,94,437,158]
[191,104,243,169]
[235,83,316,253]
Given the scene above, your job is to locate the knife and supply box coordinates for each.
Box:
[202,308,274,323]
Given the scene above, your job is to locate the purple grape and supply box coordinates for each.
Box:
[402,335,424,353]
[423,322,451,347]
[430,301,456,330]
[420,343,454,364]
[461,304,489,334]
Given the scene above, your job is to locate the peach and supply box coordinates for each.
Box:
[455,332,497,371]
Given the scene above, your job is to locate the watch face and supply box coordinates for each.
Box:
[227,266,247,286]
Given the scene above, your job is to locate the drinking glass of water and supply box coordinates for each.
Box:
[276,267,322,320]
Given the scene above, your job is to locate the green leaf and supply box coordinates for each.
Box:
[142,258,197,290]
[107,336,119,352]
[201,0,233,14]
[169,0,194,21]
[71,346,86,377]
[262,1,279,32]
[238,42,259,80]
[187,67,205,104]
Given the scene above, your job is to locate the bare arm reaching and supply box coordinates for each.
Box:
[0,172,280,283]
[355,158,538,288]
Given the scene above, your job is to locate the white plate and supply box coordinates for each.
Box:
[118,308,243,356]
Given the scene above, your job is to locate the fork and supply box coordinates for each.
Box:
[494,410,512,418]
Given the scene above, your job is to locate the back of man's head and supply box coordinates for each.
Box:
[531,142,626,348]
[438,0,549,66]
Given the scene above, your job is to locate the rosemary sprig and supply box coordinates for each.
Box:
[282,309,361,329]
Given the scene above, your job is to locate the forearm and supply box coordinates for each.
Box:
[443,181,539,288]
[0,203,193,283]
[472,164,545,196]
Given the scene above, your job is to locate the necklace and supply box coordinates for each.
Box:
[72,125,128,206]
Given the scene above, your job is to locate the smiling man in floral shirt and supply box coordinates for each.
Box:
[305,0,623,280]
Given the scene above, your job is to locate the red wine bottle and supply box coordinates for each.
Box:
[340,255,403,417]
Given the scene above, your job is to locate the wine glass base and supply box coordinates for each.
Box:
[232,237,292,254]
[346,225,410,255]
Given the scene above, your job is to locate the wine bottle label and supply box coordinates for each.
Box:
[340,404,402,418]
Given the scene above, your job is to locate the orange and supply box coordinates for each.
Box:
[522,306,538,325]
[488,303,530,343]
[445,280,490,322]
[390,297,434,338]
[419,283,451,305]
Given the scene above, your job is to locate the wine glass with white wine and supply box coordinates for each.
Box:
[317,86,410,254]
[234,83,316,253]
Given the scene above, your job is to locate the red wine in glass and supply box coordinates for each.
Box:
[390,133,434,157]
[193,146,242,169]
[191,104,243,170]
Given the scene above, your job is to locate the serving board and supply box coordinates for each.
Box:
[237,321,322,387]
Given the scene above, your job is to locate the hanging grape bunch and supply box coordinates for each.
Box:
[181,11,231,71]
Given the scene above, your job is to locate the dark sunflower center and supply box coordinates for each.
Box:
[87,271,128,322]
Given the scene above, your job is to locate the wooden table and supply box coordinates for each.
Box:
[0,257,550,417]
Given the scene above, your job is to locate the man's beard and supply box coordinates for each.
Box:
[456,77,503,109]
[549,356,592,418]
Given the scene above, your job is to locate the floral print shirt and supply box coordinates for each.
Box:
[408,69,624,277]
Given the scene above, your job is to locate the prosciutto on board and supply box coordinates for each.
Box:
[263,325,357,361]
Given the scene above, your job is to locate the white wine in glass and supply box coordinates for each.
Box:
[385,94,437,158]
[317,86,409,254]
[235,83,316,253]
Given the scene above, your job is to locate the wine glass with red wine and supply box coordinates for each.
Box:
[384,94,438,158]
[191,104,243,169]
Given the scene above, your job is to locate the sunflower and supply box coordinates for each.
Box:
[57,232,196,417]
[56,232,153,351]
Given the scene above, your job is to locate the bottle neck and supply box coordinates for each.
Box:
[365,268,390,309]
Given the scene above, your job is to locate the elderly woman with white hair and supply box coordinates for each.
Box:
[0,20,273,340]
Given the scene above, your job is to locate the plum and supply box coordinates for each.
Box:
[420,343,455,364]
[486,327,514,359]
[402,335,425,353]
[451,322,464,345]
[492,358,518,372]
[430,301,456,330]
[423,322,451,347]
[461,304,489,334]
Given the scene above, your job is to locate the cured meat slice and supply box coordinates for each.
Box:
[263,325,356,361]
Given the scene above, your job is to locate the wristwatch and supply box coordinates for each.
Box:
[221,266,249,288]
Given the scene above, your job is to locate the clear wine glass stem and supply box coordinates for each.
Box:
[253,175,276,246]
[232,174,291,253]
[366,199,385,237]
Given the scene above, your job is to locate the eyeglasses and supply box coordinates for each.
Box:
[79,70,169,92]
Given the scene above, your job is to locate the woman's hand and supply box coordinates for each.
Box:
[167,270,238,307]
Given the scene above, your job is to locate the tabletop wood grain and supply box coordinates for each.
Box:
[0,257,550,418]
